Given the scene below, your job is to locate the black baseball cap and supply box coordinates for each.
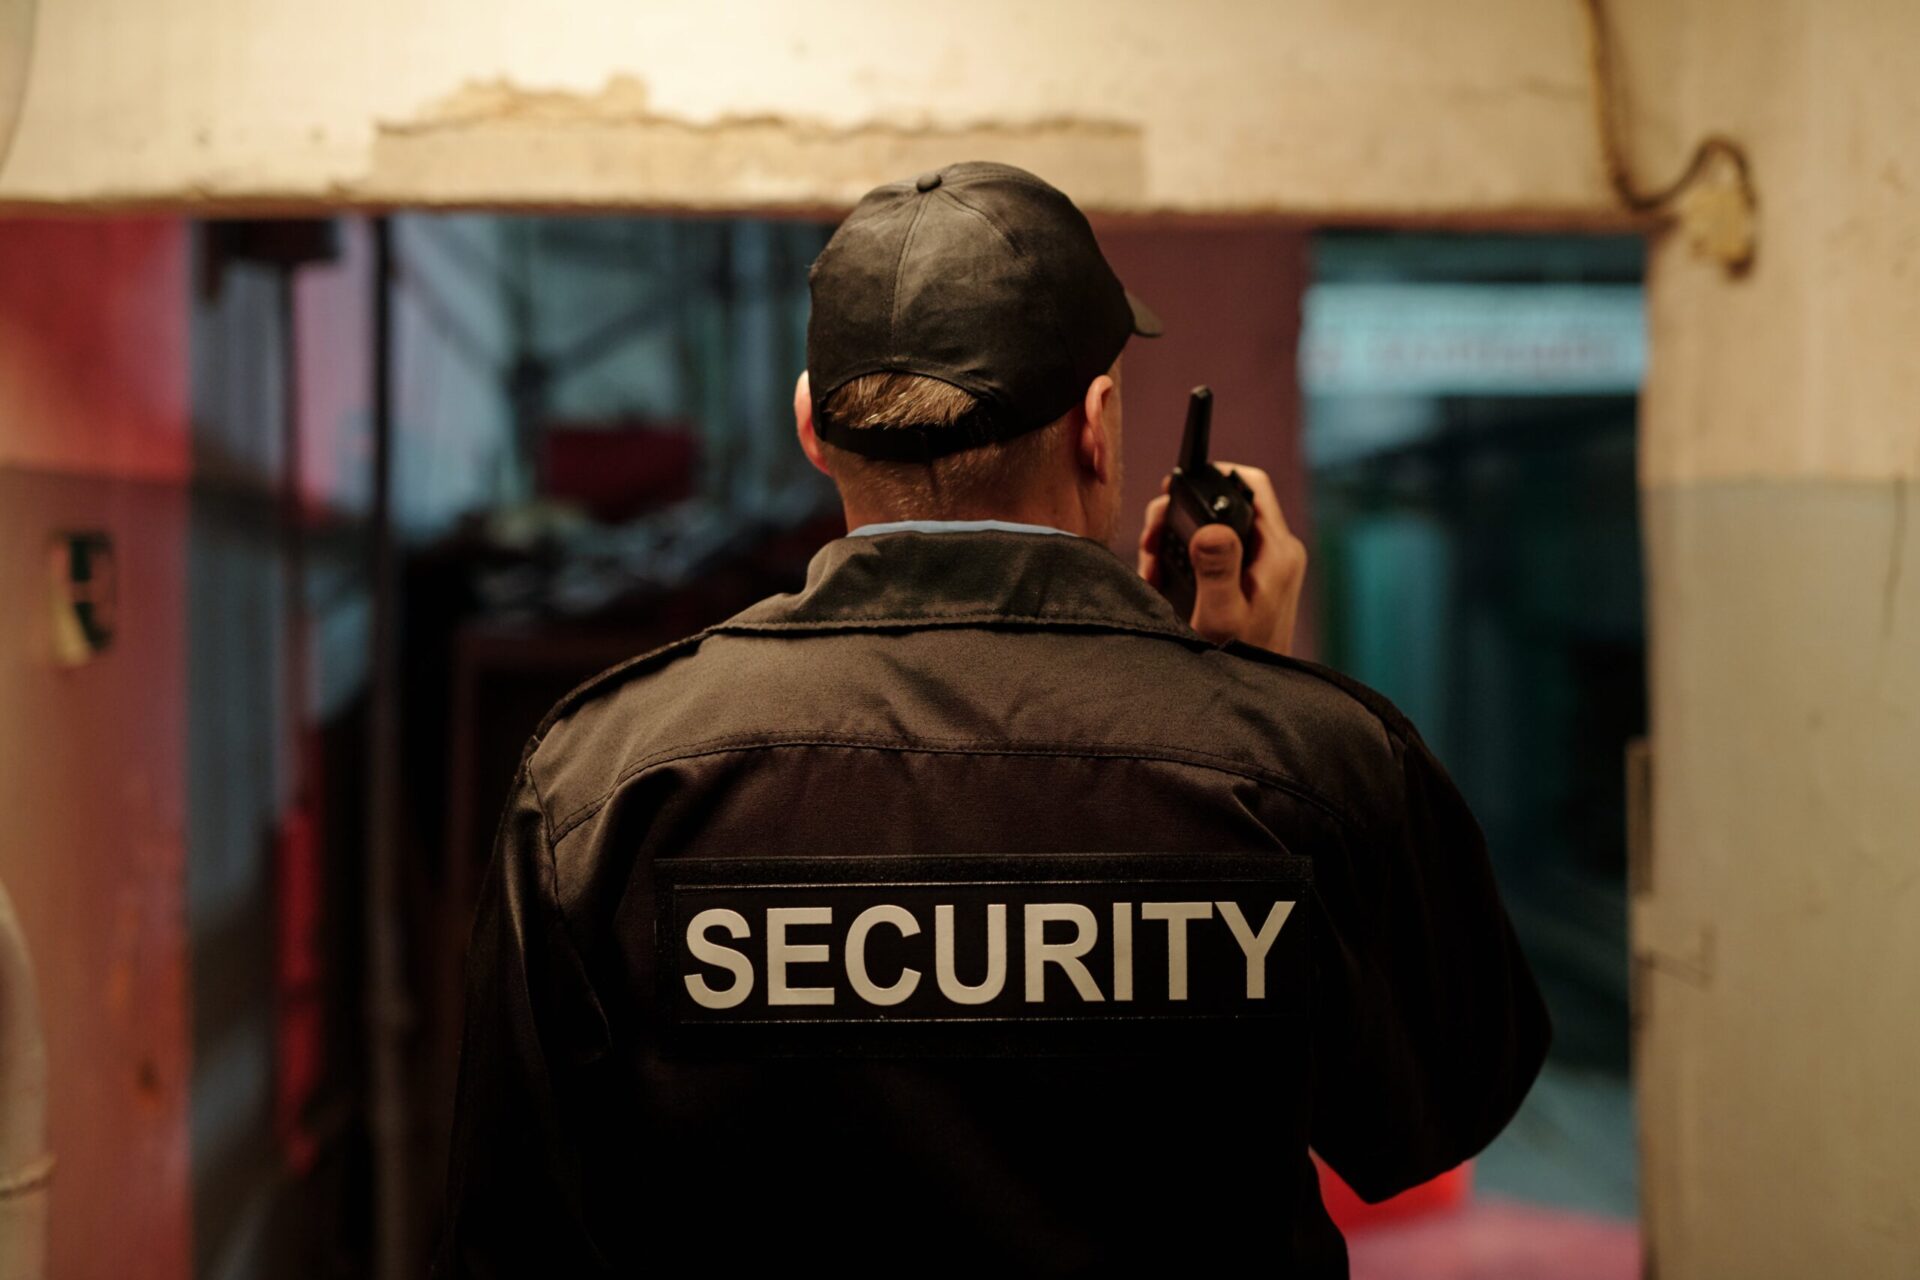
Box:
[806,160,1162,462]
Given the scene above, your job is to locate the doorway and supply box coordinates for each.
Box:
[1303,230,1645,1277]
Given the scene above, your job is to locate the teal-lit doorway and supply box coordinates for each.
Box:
[1303,231,1645,1274]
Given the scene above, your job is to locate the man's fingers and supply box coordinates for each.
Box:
[1216,461,1291,540]
[1188,523,1248,643]
[1138,493,1170,550]
[1136,493,1171,581]
[1140,463,1304,652]
[1212,461,1307,599]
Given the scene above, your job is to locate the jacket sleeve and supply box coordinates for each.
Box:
[1308,719,1553,1203]
[432,761,612,1279]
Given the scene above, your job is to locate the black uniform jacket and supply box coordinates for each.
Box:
[433,527,1550,1278]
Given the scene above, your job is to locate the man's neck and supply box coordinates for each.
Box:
[840,497,1096,539]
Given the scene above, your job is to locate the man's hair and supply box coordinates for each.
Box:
[816,373,1069,519]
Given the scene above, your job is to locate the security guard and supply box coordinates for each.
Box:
[434,161,1550,1278]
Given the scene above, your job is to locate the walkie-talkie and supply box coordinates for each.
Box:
[1156,386,1258,623]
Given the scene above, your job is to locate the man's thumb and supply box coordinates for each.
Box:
[1188,524,1246,639]
[1191,524,1242,579]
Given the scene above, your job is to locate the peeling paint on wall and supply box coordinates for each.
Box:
[365,75,1147,211]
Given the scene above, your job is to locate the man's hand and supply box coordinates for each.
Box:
[1136,462,1307,655]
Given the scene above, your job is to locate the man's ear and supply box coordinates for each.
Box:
[1074,373,1117,484]
[795,370,832,478]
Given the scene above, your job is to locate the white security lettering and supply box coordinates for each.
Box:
[1024,903,1104,1003]
[1216,900,1295,999]
[846,904,922,1006]
[1111,901,1134,1002]
[935,903,1007,1004]
[685,908,754,1010]
[1141,902,1212,1000]
[767,906,835,1006]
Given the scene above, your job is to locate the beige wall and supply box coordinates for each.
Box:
[2,1,1918,1275]
[0,0,1626,219]
[1630,2,1920,1275]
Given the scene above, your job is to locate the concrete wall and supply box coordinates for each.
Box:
[1630,2,1920,1274]
[0,220,193,1280]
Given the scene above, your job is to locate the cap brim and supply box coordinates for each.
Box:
[1125,288,1163,338]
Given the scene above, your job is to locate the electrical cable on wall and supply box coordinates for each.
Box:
[1581,0,1758,274]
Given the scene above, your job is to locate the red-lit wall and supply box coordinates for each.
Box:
[0,219,193,1280]
[1097,226,1315,657]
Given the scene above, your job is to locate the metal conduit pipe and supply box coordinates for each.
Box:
[0,875,50,1280]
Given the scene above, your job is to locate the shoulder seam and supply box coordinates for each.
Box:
[528,627,716,748]
[1219,640,1424,750]
[709,612,1207,646]
[546,732,1359,845]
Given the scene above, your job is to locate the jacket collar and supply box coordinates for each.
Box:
[712,528,1203,644]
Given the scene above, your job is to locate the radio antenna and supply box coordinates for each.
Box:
[1177,386,1213,473]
